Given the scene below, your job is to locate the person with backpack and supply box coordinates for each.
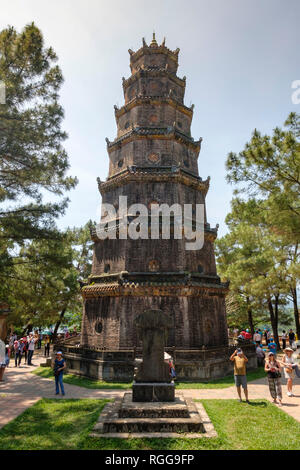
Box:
[264,352,282,406]
[53,351,66,396]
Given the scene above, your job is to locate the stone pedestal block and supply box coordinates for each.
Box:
[132,381,175,402]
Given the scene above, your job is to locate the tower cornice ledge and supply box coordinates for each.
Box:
[106,127,202,152]
[114,96,193,118]
[98,166,210,195]
[122,68,186,90]
[81,282,229,299]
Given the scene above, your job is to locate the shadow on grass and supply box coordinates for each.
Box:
[246,401,267,407]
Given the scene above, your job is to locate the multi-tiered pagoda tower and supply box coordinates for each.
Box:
[64,35,255,381]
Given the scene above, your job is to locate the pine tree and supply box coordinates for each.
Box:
[0,23,77,276]
[225,114,300,336]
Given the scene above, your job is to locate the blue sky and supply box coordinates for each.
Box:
[1,0,299,236]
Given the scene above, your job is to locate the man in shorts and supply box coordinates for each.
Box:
[230,348,249,403]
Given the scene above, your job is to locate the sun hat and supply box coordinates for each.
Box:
[284,347,293,353]
[268,352,274,356]
[56,351,63,355]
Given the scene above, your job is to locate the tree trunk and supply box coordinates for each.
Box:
[21,323,33,337]
[291,287,300,337]
[268,297,280,349]
[246,297,255,336]
[52,308,66,342]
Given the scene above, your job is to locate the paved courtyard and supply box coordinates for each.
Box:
[1,352,300,430]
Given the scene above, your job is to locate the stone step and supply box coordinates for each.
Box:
[102,416,204,433]
[119,408,189,418]
[90,431,212,439]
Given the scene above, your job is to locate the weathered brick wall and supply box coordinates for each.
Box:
[117,103,192,138]
[81,293,228,350]
[124,76,184,104]
[108,139,199,176]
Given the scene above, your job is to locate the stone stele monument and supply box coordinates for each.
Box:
[90,307,217,437]
[133,309,174,402]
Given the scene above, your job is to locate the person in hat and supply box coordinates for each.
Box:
[264,352,282,405]
[230,348,250,403]
[281,347,300,396]
[53,351,66,396]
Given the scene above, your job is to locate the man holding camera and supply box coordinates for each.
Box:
[230,349,250,403]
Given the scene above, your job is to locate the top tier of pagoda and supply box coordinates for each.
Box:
[105,35,203,180]
[128,33,180,75]
[119,33,186,106]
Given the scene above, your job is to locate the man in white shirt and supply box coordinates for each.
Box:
[253,330,261,344]
[27,333,36,365]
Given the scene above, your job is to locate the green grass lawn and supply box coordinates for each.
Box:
[0,398,299,450]
[32,366,266,389]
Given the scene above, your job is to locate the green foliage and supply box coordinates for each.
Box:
[226,113,300,245]
[0,23,78,313]
[5,221,94,330]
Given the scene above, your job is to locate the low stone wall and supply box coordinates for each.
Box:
[54,342,257,382]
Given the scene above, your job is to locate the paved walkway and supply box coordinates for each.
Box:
[1,352,300,429]
[0,353,125,429]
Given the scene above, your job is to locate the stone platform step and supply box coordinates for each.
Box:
[119,392,189,418]
[103,417,204,433]
[91,392,217,438]
[90,431,214,439]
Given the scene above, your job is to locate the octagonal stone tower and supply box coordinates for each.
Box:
[72,35,249,381]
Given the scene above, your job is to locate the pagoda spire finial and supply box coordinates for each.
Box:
[150,32,158,47]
